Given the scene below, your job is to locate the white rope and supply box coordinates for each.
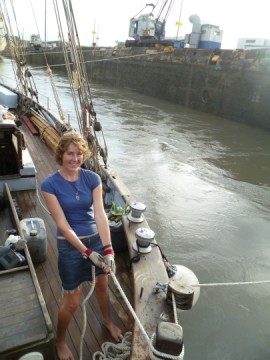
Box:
[35,179,51,215]
[171,292,179,325]
[79,268,185,359]
[29,51,174,71]
[79,265,96,360]
[110,272,184,360]
[80,269,270,359]
[93,332,132,359]
[192,280,270,287]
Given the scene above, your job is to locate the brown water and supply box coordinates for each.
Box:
[1,56,270,360]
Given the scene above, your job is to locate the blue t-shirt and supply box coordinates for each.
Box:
[41,169,101,237]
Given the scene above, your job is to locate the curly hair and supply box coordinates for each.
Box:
[55,131,91,165]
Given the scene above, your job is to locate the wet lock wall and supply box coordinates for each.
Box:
[24,47,270,131]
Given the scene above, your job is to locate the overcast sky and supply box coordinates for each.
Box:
[4,0,270,49]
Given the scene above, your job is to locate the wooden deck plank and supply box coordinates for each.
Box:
[0,270,50,354]
[21,115,39,135]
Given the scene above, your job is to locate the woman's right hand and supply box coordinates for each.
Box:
[83,248,104,268]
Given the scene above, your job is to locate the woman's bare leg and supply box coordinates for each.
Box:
[95,274,122,342]
[56,286,82,360]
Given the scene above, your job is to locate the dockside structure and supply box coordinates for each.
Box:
[7,46,270,131]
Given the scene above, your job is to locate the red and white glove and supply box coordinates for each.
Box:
[103,245,116,273]
[82,248,104,269]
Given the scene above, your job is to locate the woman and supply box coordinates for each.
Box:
[41,131,121,360]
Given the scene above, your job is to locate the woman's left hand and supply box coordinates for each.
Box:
[103,247,116,273]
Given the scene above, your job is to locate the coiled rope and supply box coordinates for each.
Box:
[93,332,132,360]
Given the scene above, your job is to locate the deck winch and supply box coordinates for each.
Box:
[166,265,200,310]
[127,201,146,223]
[133,227,155,253]
[167,281,194,310]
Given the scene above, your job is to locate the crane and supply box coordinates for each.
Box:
[125,0,176,47]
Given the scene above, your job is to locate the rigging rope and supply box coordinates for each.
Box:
[56,0,107,173]
[29,0,66,120]
[192,280,270,287]
[24,50,175,71]
[1,0,46,103]
[46,66,65,121]
[53,0,82,128]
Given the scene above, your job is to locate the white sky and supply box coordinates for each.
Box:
[5,0,270,49]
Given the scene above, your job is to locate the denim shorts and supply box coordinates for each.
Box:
[57,233,104,291]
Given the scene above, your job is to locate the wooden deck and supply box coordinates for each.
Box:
[0,184,55,359]
[12,123,133,359]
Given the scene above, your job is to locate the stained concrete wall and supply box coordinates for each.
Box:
[25,46,270,130]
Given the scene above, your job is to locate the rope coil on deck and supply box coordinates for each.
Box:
[92,332,132,359]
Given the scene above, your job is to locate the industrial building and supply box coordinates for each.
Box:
[237,38,270,49]
[185,14,223,49]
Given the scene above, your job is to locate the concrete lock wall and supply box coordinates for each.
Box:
[26,47,270,130]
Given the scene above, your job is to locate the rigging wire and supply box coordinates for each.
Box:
[0,0,26,95]
[20,50,175,71]
[65,0,91,108]
[2,0,109,173]
[29,0,66,122]
[57,0,108,173]
[52,0,82,128]
[1,0,39,101]
[10,0,39,100]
